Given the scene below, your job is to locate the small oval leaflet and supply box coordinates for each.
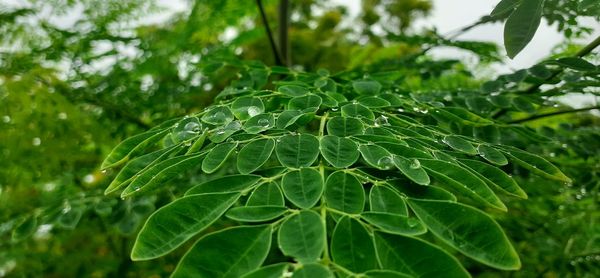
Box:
[324,171,365,214]
[275,134,320,168]
[326,116,364,137]
[237,138,275,174]
[201,142,238,173]
[281,168,323,209]
[278,210,325,263]
[319,135,360,168]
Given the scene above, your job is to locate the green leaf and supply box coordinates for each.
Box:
[279,85,309,96]
[326,116,364,137]
[209,121,242,143]
[353,80,382,95]
[122,153,204,197]
[278,210,325,263]
[408,199,521,270]
[276,134,320,168]
[359,144,394,170]
[202,142,237,173]
[477,145,508,166]
[225,206,287,222]
[172,225,272,278]
[243,113,275,134]
[324,171,365,214]
[442,136,477,155]
[292,263,333,278]
[320,135,360,168]
[420,159,506,210]
[242,263,291,278]
[201,106,234,125]
[361,212,426,236]
[369,186,408,216]
[387,180,457,202]
[342,103,375,120]
[431,107,493,126]
[331,217,378,272]
[500,146,571,182]
[554,57,596,71]
[186,175,262,195]
[393,157,430,186]
[276,110,305,129]
[131,192,240,260]
[374,232,469,278]
[490,0,519,16]
[247,181,285,206]
[281,168,324,209]
[231,96,265,120]
[458,159,527,199]
[57,207,84,229]
[101,129,167,169]
[357,96,391,108]
[170,117,202,143]
[105,146,178,195]
[237,138,275,174]
[288,94,323,113]
[361,270,412,278]
[503,0,544,58]
[11,215,37,242]
[377,142,433,159]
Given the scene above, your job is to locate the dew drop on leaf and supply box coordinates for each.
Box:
[247,106,261,117]
[409,158,421,169]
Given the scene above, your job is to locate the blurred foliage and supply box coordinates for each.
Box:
[0,0,599,277]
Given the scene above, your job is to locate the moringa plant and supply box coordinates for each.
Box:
[100,64,574,277]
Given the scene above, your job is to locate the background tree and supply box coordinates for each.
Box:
[1,0,599,277]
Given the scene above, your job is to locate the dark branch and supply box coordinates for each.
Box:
[278,0,290,66]
[508,105,600,124]
[256,0,283,66]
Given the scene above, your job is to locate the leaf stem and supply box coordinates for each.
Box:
[508,105,600,124]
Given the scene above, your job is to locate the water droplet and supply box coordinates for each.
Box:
[490,92,501,96]
[183,141,192,146]
[443,95,453,101]
[407,218,419,227]
[397,108,404,113]
[258,118,270,127]
[331,107,339,111]
[216,130,225,135]
[247,106,261,117]
[32,137,41,146]
[58,112,68,120]
[212,111,225,120]
[409,159,421,169]
[549,152,556,157]
[352,100,358,104]
[134,187,140,192]
[561,143,568,148]
[374,115,389,127]
[3,115,11,123]
[184,121,200,132]
[377,156,394,170]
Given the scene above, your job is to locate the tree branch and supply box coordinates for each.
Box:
[508,105,600,124]
[256,0,283,66]
[278,0,290,66]
[493,34,600,120]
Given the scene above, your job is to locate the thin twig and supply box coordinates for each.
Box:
[508,105,600,124]
[256,0,283,66]
[493,34,600,119]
